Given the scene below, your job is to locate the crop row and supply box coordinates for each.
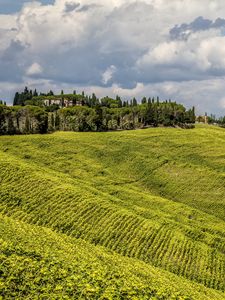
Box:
[1,214,225,300]
[0,155,224,291]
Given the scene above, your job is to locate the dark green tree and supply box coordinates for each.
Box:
[13,92,19,106]
[141,97,147,104]
[133,98,137,106]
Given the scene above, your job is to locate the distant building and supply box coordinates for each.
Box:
[196,115,209,124]
[44,99,61,106]
[43,98,83,108]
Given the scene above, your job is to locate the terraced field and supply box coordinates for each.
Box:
[0,124,225,299]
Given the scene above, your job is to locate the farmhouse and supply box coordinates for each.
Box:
[44,98,83,108]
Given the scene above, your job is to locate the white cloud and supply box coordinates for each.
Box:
[102,65,117,85]
[1,0,225,114]
[26,62,43,76]
[198,36,225,69]
[0,14,17,53]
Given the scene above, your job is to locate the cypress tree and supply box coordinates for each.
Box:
[141,97,147,104]
[133,98,137,106]
[33,89,38,97]
[13,92,19,106]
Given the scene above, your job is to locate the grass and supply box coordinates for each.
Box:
[0,124,225,299]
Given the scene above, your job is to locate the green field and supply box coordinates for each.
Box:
[0,124,225,299]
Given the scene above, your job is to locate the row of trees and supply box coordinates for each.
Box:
[0,105,48,135]
[196,114,225,127]
[206,114,225,127]
[13,87,58,106]
[0,88,196,135]
[0,102,195,135]
[0,100,6,106]
[53,103,195,132]
[13,87,188,110]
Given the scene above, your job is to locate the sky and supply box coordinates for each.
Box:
[1,0,225,114]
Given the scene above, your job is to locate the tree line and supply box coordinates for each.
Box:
[0,88,195,135]
[202,114,225,127]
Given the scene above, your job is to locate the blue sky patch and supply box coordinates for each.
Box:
[0,0,54,14]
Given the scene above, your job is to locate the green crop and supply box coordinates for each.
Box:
[0,124,224,299]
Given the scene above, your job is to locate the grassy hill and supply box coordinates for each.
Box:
[0,124,225,299]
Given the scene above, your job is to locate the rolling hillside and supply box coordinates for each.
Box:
[0,124,225,299]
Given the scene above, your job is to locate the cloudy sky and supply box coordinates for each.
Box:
[1,0,225,114]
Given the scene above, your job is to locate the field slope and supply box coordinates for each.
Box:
[0,124,225,299]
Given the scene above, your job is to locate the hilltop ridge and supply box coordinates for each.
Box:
[0,87,195,135]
